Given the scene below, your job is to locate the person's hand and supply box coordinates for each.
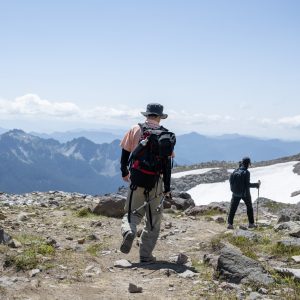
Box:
[164,191,172,199]
[122,173,130,182]
[257,180,261,188]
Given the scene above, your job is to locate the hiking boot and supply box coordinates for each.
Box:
[227,224,234,230]
[120,231,135,254]
[140,255,156,264]
[248,223,257,229]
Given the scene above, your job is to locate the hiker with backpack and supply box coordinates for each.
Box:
[228,157,261,229]
[119,103,176,263]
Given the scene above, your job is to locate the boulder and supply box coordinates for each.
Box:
[216,246,274,285]
[275,268,300,282]
[277,239,300,248]
[0,228,12,244]
[92,195,126,218]
[233,229,261,242]
[167,197,194,211]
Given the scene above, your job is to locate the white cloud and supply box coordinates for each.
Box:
[0,94,80,117]
[278,115,300,128]
[3,94,299,139]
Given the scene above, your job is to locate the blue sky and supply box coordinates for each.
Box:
[0,0,300,139]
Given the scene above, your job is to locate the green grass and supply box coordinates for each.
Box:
[86,240,110,256]
[270,242,300,257]
[75,207,92,217]
[7,234,55,270]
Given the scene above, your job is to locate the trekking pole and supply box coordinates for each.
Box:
[132,194,161,215]
[256,180,261,225]
[156,195,166,212]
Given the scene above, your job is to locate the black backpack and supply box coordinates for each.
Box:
[229,168,247,196]
[129,123,176,191]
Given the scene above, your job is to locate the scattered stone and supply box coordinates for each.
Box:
[0,212,6,220]
[291,256,300,263]
[30,279,40,288]
[233,229,260,241]
[0,228,12,244]
[17,213,29,222]
[165,222,172,229]
[247,292,263,300]
[203,253,218,268]
[178,270,197,278]
[275,267,300,281]
[128,283,143,293]
[114,259,132,268]
[277,239,300,248]
[29,269,40,277]
[46,237,57,246]
[213,216,225,223]
[169,253,188,265]
[258,287,268,294]
[87,234,98,241]
[77,238,85,244]
[277,214,291,223]
[90,221,102,227]
[7,239,22,248]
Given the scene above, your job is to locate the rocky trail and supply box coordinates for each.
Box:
[1,191,300,299]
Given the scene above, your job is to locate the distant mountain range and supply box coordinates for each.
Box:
[0,130,122,194]
[0,129,299,194]
[175,132,300,165]
[30,130,123,144]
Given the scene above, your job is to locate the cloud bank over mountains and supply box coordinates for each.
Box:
[0,94,300,138]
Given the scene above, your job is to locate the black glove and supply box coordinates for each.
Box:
[121,166,129,177]
[120,149,130,177]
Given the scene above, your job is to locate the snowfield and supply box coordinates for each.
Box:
[174,161,300,205]
[172,168,216,178]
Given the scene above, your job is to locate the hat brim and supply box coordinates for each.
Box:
[141,112,168,119]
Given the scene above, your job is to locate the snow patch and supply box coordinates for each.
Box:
[172,168,216,178]
[187,161,300,205]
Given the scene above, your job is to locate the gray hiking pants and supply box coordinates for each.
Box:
[121,178,163,259]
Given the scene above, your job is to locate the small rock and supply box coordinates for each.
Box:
[114,259,132,268]
[258,287,268,294]
[87,234,98,241]
[165,222,172,229]
[29,269,40,277]
[178,270,197,278]
[90,221,102,227]
[176,253,188,265]
[128,283,143,293]
[46,237,57,246]
[30,279,40,288]
[7,239,22,248]
[291,255,300,263]
[247,292,262,300]
[17,213,28,222]
[77,238,85,244]
[0,212,6,220]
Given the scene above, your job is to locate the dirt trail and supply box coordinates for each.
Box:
[0,205,227,300]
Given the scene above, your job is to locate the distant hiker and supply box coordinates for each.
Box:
[119,103,176,263]
[227,157,261,229]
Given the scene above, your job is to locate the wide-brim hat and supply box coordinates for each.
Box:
[141,103,168,119]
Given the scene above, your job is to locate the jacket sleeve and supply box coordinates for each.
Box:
[247,170,259,188]
[120,149,130,177]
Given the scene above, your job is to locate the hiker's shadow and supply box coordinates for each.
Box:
[131,260,197,273]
